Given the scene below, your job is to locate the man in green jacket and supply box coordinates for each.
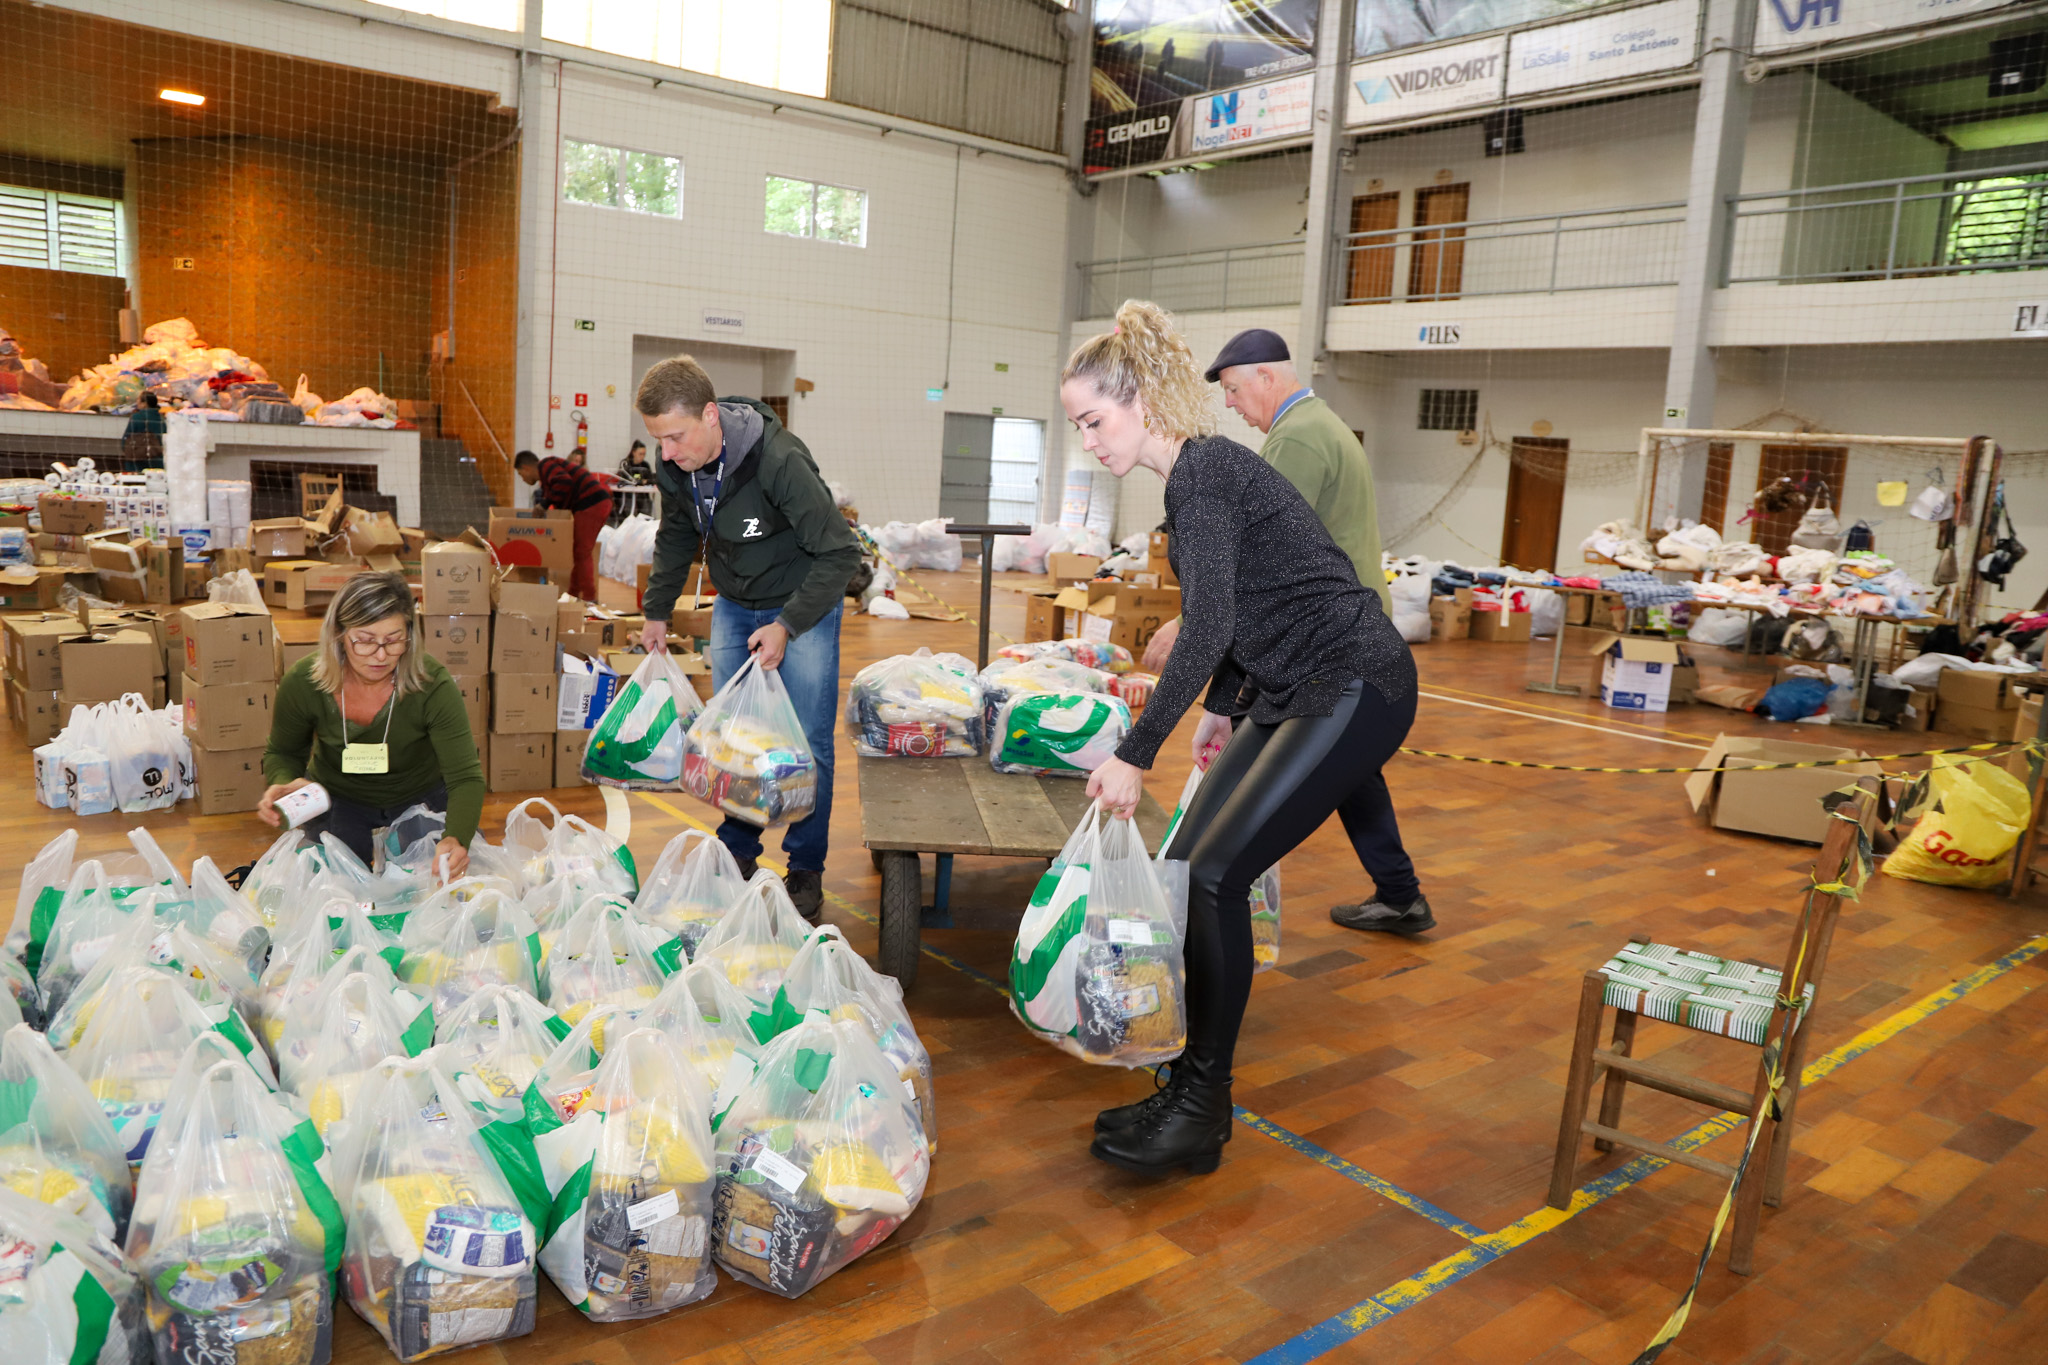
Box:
[636,355,861,920]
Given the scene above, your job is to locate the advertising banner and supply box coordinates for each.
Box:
[1355,0,1632,59]
[1347,34,1507,125]
[1506,0,1700,97]
[1091,0,1319,118]
[1184,72,1317,154]
[1084,98,1183,173]
[1753,0,2020,52]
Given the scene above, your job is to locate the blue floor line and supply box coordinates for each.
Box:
[1235,1107,1486,1241]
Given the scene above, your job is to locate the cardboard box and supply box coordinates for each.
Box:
[343,508,406,561]
[422,541,495,614]
[106,610,169,675]
[274,616,322,674]
[489,507,574,573]
[1589,633,1685,712]
[38,495,105,536]
[7,679,64,745]
[559,615,646,659]
[557,654,620,729]
[1685,734,1880,844]
[1470,608,1532,643]
[487,732,556,792]
[1147,532,1176,586]
[59,629,158,701]
[248,517,310,557]
[59,677,164,712]
[89,539,184,605]
[1939,701,2023,743]
[1429,593,1472,642]
[1668,663,1700,707]
[422,615,492,675]
[180,603,276,686]
[265,560,363,613]
[456,675,489,744]
[166,669,185,706]
[1937,669,2020,712]
[1048,553,1104,586]
[1076,581,1180,654]
[492,612,556,673]
[555,729,591,787]
[0,565,103,611]
[1901,686,1936,732]
[663,594,716,641]
[191,746,269,815]
[493,578,559,621]
[184,679,276,750]
[491,673,559,734]
[3,614,77,690]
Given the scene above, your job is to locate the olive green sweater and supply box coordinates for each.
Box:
[1262,394,1392,613]
[263,654,486,845]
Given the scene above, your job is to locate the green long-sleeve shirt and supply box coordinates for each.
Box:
[263,654,486,845]
[1262,393,1393,613]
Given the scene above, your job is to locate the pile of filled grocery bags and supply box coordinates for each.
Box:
[0,805,935,1362]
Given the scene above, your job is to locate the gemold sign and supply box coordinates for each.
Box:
[1084,98,1181,173]
[1506,0,1701,97]
[1753,0,2015,52]
[1185,72,1316,154]
[1348,35,1507,126]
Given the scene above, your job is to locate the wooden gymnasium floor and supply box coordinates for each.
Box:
[16,571,2048,1365]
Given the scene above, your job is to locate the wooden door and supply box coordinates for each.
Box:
[1700,441,1733,536]
[1409,183,1470,300]
[1501,437,1568,570]
[1345,192,1399,303]
[1752,444,1848,555]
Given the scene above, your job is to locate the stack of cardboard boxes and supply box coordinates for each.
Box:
[487,577,560,792]
[3,613,165,744]
[1935,670,2025,742]
[179,602,277,814]
[418,541,497,776]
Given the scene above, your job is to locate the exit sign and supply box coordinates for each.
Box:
[573,319,594,331]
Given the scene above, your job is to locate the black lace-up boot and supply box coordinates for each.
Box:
[1089,1048,1233,1176]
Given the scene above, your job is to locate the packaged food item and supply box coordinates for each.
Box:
[988,690,1131,777]
[524,1027,717,1320]
[0,1025,132,1240]
[1107,671,1157,710]
[633,830,749,963]
[712,1019,930,1298]
[433,985,566,1105]
[274,783,330,829]
[642,962,765,1132]
[327,1056,538,1361]
[0,1184,151,1365]
[993,639,1134,675]
[396,885,543,1022]
[45,909,254,1053]
[692,875,813,1034]
[540,903,664,1047]
[583,652,704,790]
[1012,805,1187,1066]
[682,658,818,828]
[1249,867,1283,971]
[845,649,986,757]
[765,927,935,1145]
[127,1054,339,1365]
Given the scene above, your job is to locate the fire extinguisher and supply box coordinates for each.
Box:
[574,409,589,454]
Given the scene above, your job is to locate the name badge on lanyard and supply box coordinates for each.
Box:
[342,743,390,775]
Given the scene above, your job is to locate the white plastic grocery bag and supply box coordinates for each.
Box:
[634,829,749,963]
[642,962,764,1133]
[1010,808,1098,1047]
[682,657,817,828]
[0,1184,150,1365]
[0,1023,134,1240]
[693,874,814,1032]
[582,652,703,790]
[765,926,935,1145]
[106,694,178,814]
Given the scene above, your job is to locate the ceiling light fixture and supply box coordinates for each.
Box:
[160,89,205,107]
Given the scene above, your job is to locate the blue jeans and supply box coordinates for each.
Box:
[708,599,840,872]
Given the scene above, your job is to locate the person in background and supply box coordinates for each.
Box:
[567,448,589,470]
[258,572,481,878]
[514,447,613,601]
[121,391,166,469]
[1065,300,1419,1177]
[635,356,860,921]
[619,439,655,485]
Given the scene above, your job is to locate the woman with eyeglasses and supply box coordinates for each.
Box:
[258,571,484,877]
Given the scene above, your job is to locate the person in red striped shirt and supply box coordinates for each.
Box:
[515,449,614,600]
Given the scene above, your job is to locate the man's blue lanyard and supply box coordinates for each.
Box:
[690,457,725,537]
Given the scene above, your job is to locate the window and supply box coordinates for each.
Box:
[0,185,123,277]
[765,176,867,247]
[562,140,682,218]
[544,0,830,98]
[1944,173,2048,271]
[1418,389,1478,431]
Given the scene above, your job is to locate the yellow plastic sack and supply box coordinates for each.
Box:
[1883,756,2032,889]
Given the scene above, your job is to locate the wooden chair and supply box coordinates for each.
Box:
[1546,785,1875,1274]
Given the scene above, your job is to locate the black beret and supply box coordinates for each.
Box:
[1203,328,1291,383]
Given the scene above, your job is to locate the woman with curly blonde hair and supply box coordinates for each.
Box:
[1066,300,1418,1178]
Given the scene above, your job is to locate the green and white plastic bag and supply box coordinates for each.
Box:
[765,926,935,1145]
[523,1026,717,1321]
[582,651,703,791]
[396,882,543,1022]
[642,961,765,1132]
[45,905,257,1051]
[693,873,813,1034]
[634,829,749,964]
[989,690,1131,777]
[0,1184,150,1365]
[1010,808,1097,1049]
[434,984,568,1106]
[281,964,434,1146]
[0,1024,132,1240]
[541,903,664,1047]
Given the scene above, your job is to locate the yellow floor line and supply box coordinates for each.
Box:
[1419,679,1725,744]
[1418,689,1709,750]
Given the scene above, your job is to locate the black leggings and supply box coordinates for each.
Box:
[1164,680,1418,1079]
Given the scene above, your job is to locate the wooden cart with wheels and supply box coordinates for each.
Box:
[857,755,1172,987]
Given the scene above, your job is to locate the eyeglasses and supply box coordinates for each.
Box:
[346,632,408,658]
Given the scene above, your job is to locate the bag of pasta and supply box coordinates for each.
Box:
[541,902,664,1047]
[583,651,704,790]
[329,1055,538,1361]
[682,657,818,828]
[712,1018,930,1298]
[643,961,768,1133]
[845,649,985,757]
[396,883,543,1022]
[281,966,435,1144]
[127,1051,340,1365]
[526,1026,717,1320]
[634,830,750,963]
[765,926,935,1144]
[0,1184,150,1365]
[989,690,1131,778]
[434,985,567,1105]
[693,874,813,1034]
[0,1025,132,1239]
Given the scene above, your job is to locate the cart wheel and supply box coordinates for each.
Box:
[878,851,921,989]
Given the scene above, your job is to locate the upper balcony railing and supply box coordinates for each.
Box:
[1338,201,1686,303]
[1725,160,2048,285]
[1074,240,1304,319]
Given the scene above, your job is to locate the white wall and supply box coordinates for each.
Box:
[537,64,1073,528]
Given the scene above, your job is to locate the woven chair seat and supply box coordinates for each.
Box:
[1596,942,1814,1047]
